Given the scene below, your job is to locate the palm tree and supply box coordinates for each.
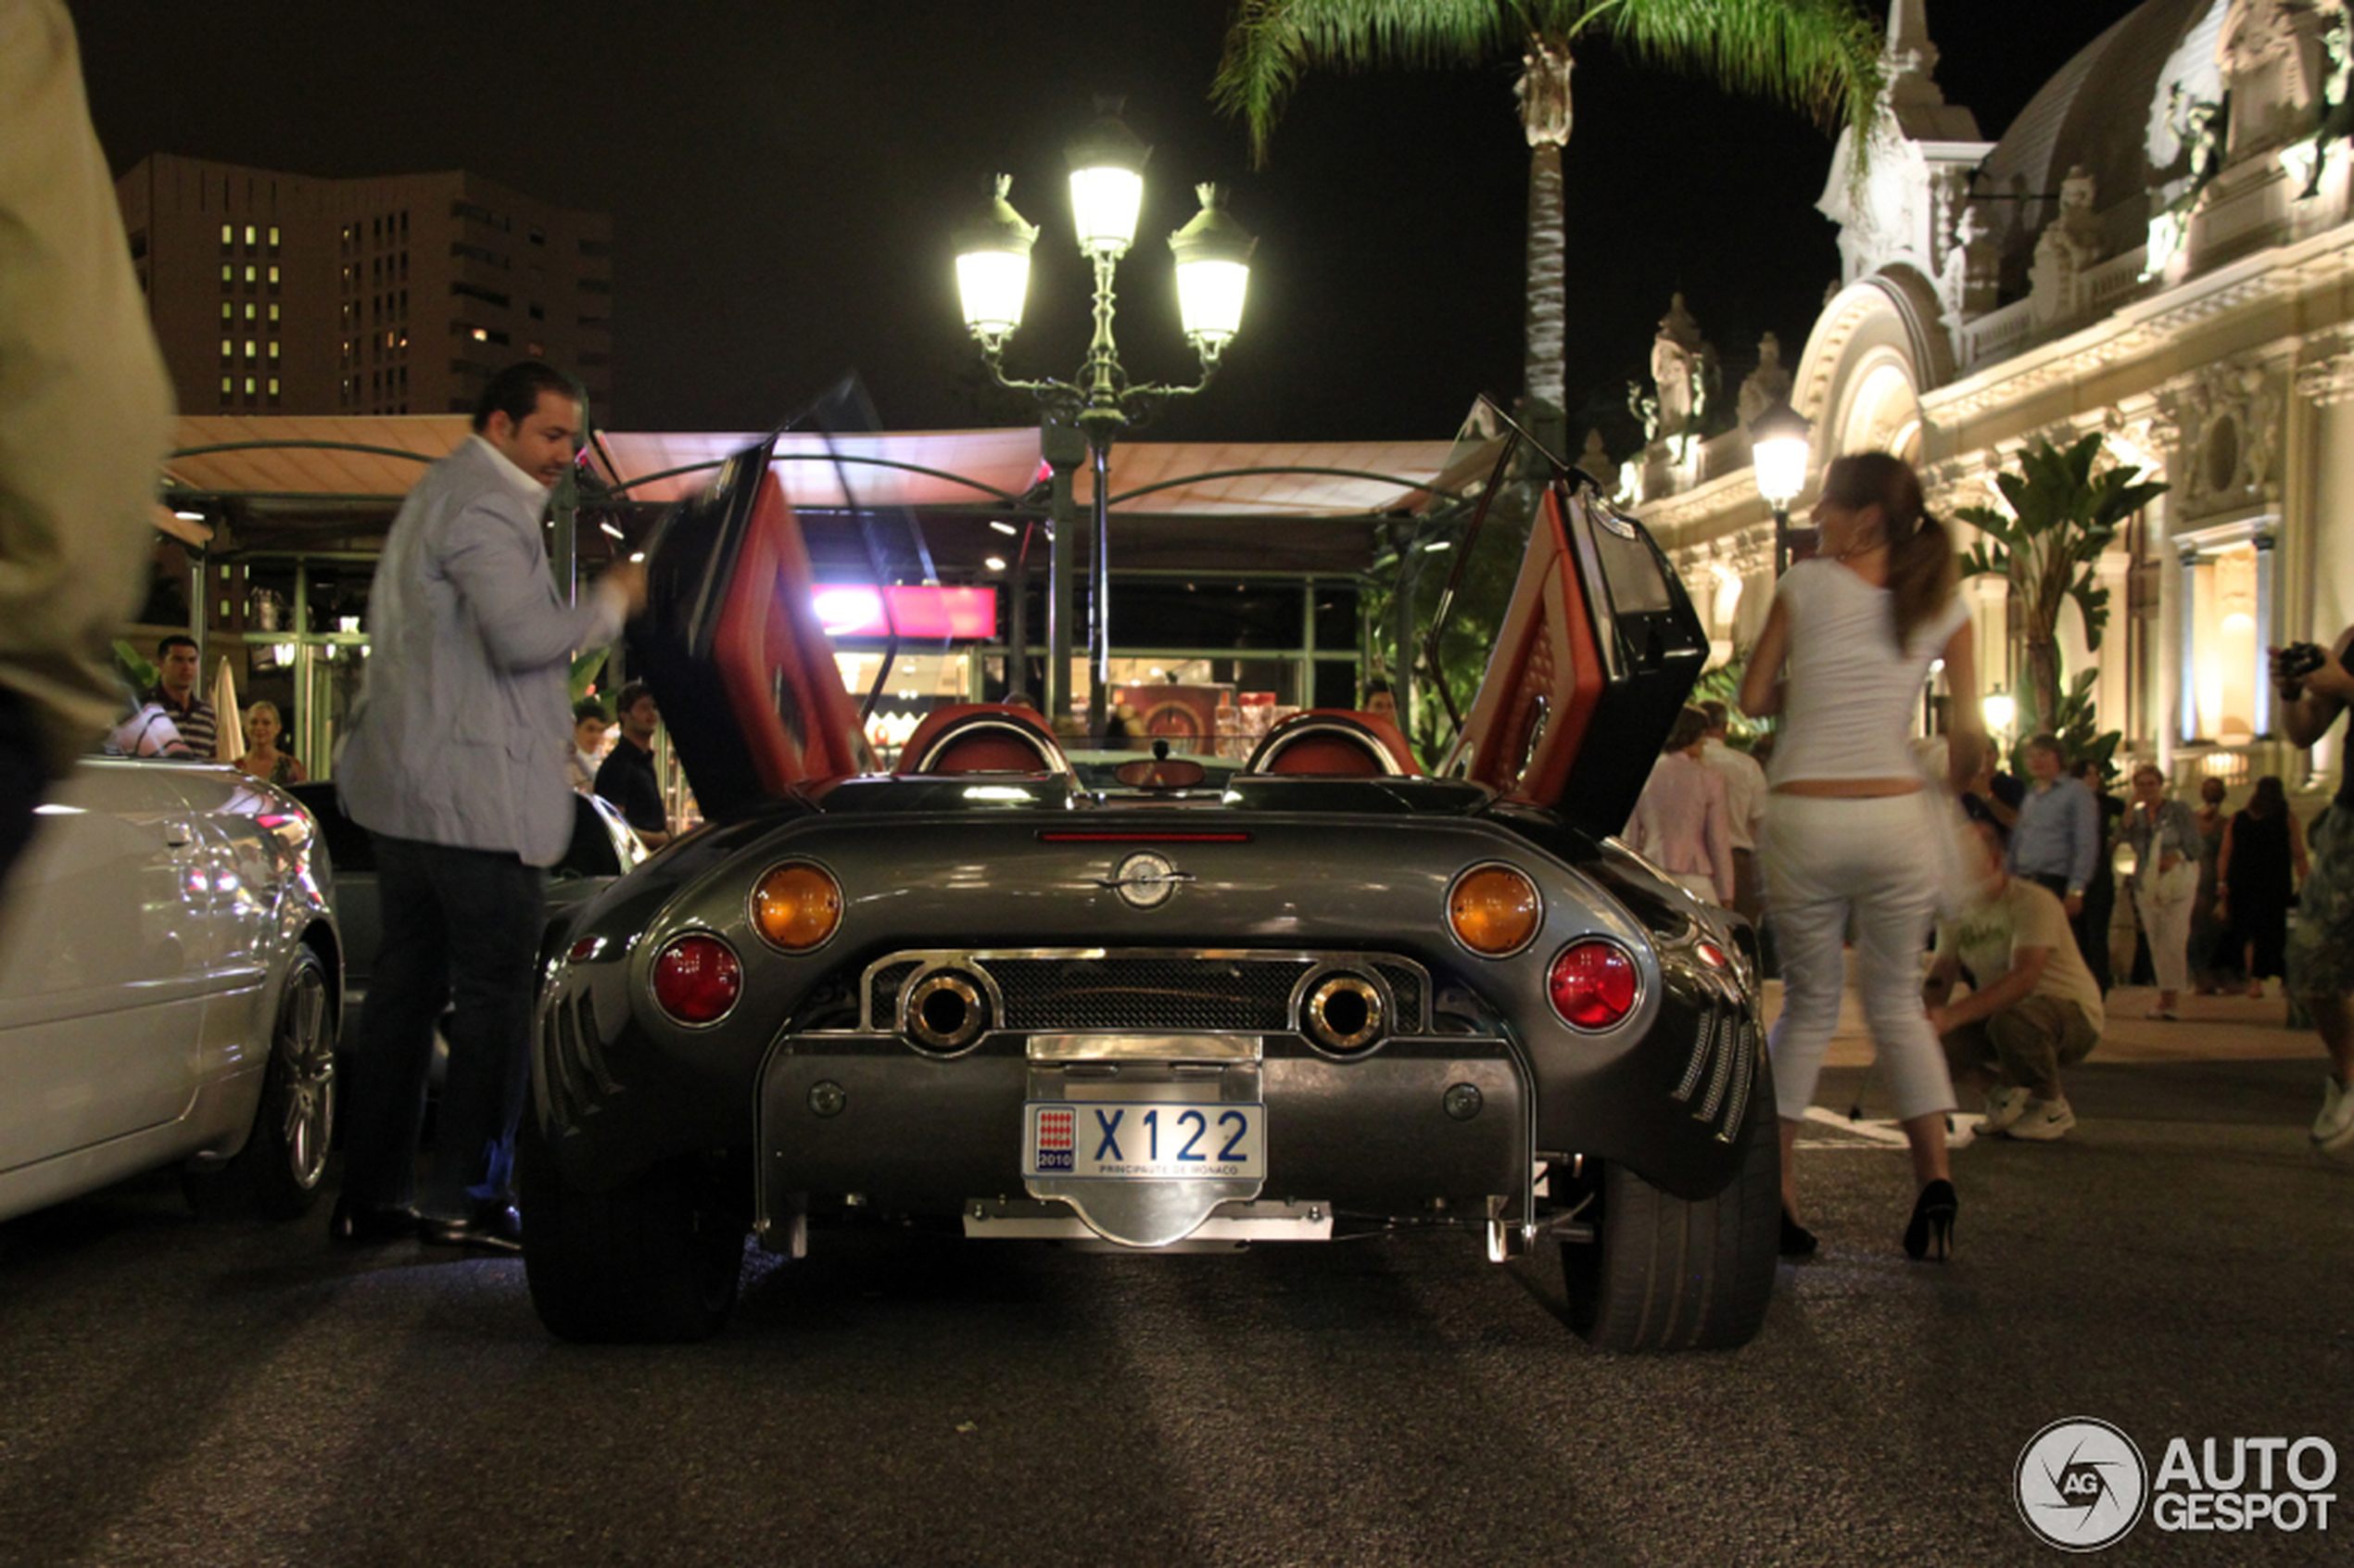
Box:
[1212,0,1886,438]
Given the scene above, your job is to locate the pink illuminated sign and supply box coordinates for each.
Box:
[812,584,997,639]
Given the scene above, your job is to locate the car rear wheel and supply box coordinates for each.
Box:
[1560,1079,1779,1353]
[189,945,336,1220]
[519,1117,746,1343]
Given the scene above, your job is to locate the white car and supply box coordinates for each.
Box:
[0,758,340,1224]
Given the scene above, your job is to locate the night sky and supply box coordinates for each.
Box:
[74,0,2145,449]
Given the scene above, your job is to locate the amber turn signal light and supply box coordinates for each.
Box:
[1448,865,1541,956]
[752,862,842,952]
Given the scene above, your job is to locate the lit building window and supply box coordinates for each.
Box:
[268,342,279,360]
[244,302,256,321]
[219,338,233,358]
[244,377,257,395]
[221,264,234,285]
[220,302,232,322]
[268,378,280,396]
[244,265,256,283]
[267,226,280,247]
[245,339,257,358]
[244,224,257,247]
[267,266,280,285]
[220,223,233,246]
[269,303,280,322]
[221,376,233,396]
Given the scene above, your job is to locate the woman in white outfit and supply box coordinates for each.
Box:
[1738,451,1980,1262]
[2124,764,2203,1018]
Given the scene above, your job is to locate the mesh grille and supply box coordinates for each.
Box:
[1375,964,1424,1031]
[987,956,1303,1032]
[866,962,922,1028]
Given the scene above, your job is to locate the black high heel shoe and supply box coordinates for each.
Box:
[1779,1207,1818,1258]
[1903,1179,1957,1261]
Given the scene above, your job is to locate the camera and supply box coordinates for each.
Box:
[2278,641,2329,699]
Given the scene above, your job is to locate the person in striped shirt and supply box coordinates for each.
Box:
[147,635,216,758]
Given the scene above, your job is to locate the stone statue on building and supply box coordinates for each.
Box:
[2296,6,2354,196]
[1648,293,1718,448]
[2219,0,2342,157]
[1626,379,1660,444]
[1576,428,1615,492]
[2029,166,2105,324]
[1939,203,2002,319]
[2147,85,2230,274]
[1736,333,1793,430]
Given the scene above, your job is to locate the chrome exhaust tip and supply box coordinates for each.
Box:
[1304,973,1384,1053]
[905,970,988,1053]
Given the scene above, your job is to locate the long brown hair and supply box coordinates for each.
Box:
[1820,451,1957,648]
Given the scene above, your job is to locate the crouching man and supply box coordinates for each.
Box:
[1924,817,2106,1141]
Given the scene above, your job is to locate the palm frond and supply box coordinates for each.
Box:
[1576,0,1883,143]
[1214,0,1530,166]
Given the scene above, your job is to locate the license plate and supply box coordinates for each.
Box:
[1025,1101,1264,1180]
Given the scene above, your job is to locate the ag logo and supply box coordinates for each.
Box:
[2017,1418,2149,1552]
[1101,851,1191,910]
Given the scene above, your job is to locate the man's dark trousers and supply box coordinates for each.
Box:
[341,833,545,1219]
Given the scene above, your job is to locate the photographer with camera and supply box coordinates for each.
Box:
[2273,628,2354,1160]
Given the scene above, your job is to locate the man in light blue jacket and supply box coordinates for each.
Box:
[333,361,644,1253]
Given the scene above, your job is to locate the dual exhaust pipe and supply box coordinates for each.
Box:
[897,966,1387,1056]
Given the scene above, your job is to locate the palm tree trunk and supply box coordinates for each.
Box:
[1525,142,1565,422]
[1517,38,1572,449]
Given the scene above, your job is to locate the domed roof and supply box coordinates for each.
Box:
[1977,0,2220,259]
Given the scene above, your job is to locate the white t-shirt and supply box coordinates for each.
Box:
[1768,558,1968,787]
[1701,737,1767,850]
[1935,875,2106,1036]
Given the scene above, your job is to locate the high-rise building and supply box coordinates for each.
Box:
[115,154,614,420]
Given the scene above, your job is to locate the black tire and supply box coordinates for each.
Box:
[1561,1079,1780,1353]
[189,945,336,1220]
[519,1115,746,1343]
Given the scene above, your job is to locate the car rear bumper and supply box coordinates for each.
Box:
[753,1029,1526,1249]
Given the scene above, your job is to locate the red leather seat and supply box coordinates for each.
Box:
[1243,710,1422,778]
[895,703,1070,776]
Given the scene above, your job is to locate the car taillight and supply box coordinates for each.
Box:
[1448,864,1542,956]
[1548,940,1638,1030]
[1695,941,1729,970]
[752,862,842,952]
[651,934,741,1025]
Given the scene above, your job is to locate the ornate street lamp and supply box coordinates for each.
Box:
[1749,399,1814,577]
[954,99,1257,733]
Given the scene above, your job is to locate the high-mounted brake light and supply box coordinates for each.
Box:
[651,933,741,1025]
[1548,940,1639,1031]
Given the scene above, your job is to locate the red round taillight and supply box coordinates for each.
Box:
[1548,941,1639,1031]
[651,933,741,1025]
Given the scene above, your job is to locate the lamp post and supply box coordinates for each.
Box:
[1749,400,1813,578]
[954,100,1256,734]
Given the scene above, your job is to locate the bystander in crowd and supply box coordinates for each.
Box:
[1926,817,2104,1141]
[2218,775,2306,1000]
[2008,735,2103,987]
[1626,704,1734,905]
[332,360,645,1255]
[2123,763,2200,1018]
[2272,626,2354,1158]
[568,697,609,793]
[0,0,177,890]
[1740,449,1978,1263]
[2190,775,2237,993]
[594,681,670,849]
[1696,699,1767,927]
[234,700,305,786]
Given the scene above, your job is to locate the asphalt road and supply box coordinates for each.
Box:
[2,1058,2348,1568]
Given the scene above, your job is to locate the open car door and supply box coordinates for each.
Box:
[627,438,866,823]
[1442,449,1709,840]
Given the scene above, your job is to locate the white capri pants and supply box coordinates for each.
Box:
[2135,872,2199,993]
[1762,791,1956,1122]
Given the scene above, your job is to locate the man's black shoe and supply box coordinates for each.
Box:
[329,1199,418,1246]
[418,1203,523,1255]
